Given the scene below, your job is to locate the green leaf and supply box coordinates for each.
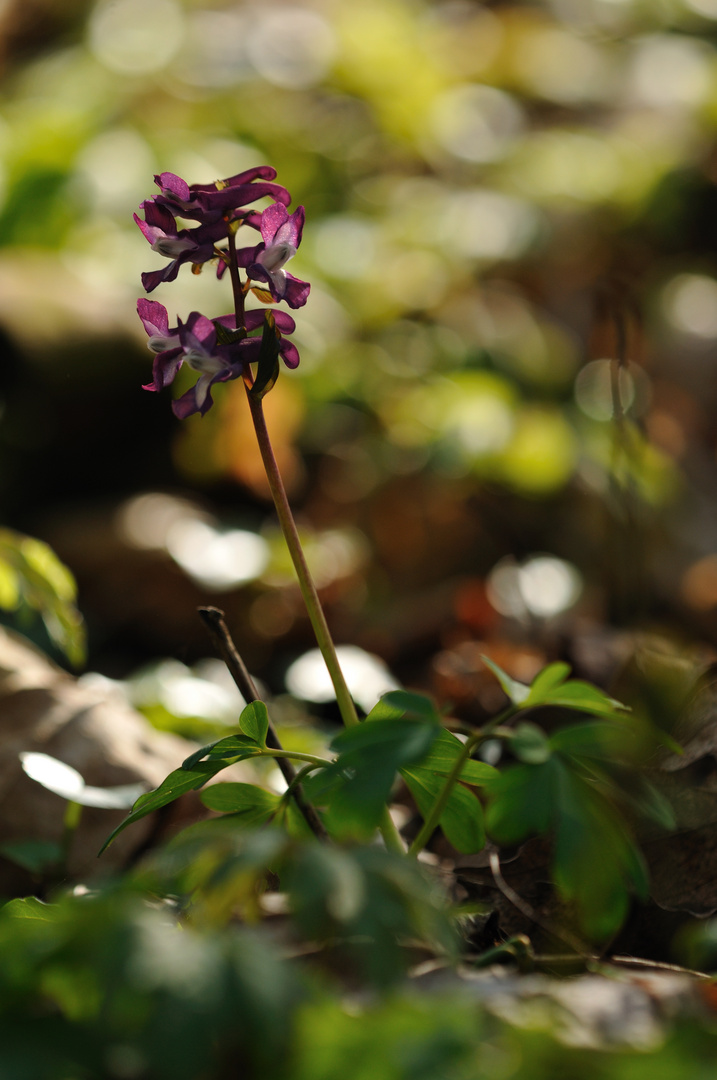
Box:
[251,287,274,304]
[413,730,498,786]
[0,558,20,609]
[213,320,246,345]
[181,734,262,771]
[551,768,649,939]
[537,680,628,717]
[1,896,59,922]
[524,662,571,705]
[401,766,485,853]
[306,717,439,840]
[250,310,281,400]
[0,528,86,666]
[366,690,442,725]
[275,798,317,840]
[511,722,552,764]
[0,839,62,874]
[239,701,269,746]
[480,655,530,705]
[99,760,230,853]
[486,755,649,940]
[484,760,557,844]
[200,783,280,826]
[550,720,638,760]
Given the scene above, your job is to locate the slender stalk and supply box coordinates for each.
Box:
[244,393,360,730]
[226,240,405,853]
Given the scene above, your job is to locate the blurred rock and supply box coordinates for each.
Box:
[0,626,200,892]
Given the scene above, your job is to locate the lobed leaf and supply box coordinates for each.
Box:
[306,716,440,841]
[480,656,530,705]
[201,783,281,827]
[401,766,485,853]
[510,722,552,764]
[415,731,499,786]
[238,700,269,747]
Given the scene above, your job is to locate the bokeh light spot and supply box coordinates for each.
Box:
[88,0,184,75]
[487,555,582,619]
[575,359,650,421]
[166,520,269,590]
[246,7,336,89]
[430,84,524,163]
[663,274,717,339]
[285,646,399,713]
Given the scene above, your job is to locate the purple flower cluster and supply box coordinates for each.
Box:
[135,166,309,417]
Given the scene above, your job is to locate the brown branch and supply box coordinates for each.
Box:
[198,606,328,842]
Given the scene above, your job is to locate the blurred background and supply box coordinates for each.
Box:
[2,0,717,737]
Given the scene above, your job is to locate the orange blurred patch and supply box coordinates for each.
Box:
[215,378,306,498]
[682,556,717,612]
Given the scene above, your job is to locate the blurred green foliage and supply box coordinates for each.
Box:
[0,528,85,665]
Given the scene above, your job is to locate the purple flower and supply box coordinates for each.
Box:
[134,202,227,293]
[152,167,291,225]
[172,312,244,418]
[137,299,182,391]
[138,300,301,417]
[242,308,301,370]
[248,204,310,309]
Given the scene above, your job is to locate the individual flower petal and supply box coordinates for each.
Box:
[137,299,183,391]
[236,309,302,370]
[136,207,227,293]
[259,203,305,250]
[190,165,279,192]
[279,338,300,369]
[279,273,311,310]
[172,368,235,418]
[248,205,310,309]
[137,297,170,339]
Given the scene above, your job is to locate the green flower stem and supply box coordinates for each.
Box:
[228,238,405,853]
[244,391,361,730]
[408,706,517,858]
[245,393,406,855]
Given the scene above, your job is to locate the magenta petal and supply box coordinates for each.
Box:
[184,311,216,344]
[280,339,300,369]
[137,298,169,337]
[274,206,305,249]
[148,348,183,390]
[272,310,296,334]
[282,274,311,310]
[260,202,288,245]
[235,243,261,269]
[190,165,278,193]
[243,309,268,332]
[140,200,178,233]
[155,172,191,203]
[141,262,181,293]
[172,385,203,419]
[200,181,292,212]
